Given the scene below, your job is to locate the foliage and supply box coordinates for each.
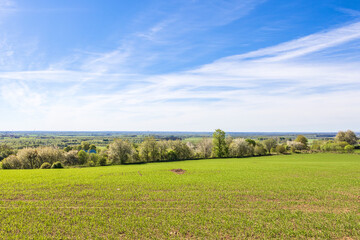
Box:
[81,141,90,151]
[88,161,96,167]
[40,162,51,169]
[98,155,107,166]
[64,150,80,165]
[37,147,64,165]
[276,145,286,154]
[254,143,267,156]
[335,130,358,145]
[88,153,99,166]
[295,135,308,147]
[263,138,277,154]
[212,129,228,158]
[344,145,355,153]
[1,155,22,169]
[108,139,134,164]
[51,161,64,169]
[195,138,212,158]
[139,137,160,162]
[77,150,88,165]
[168,140,193,160]
[0,144,15,161]
[287,141,306,152]
[229,138,254,157]
[245,139,256,147]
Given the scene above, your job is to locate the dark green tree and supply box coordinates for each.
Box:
[212,129,228,158]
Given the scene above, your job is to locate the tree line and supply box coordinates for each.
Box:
[0,129,358,169]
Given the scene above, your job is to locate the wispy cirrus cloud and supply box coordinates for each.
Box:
[1,1,360,131]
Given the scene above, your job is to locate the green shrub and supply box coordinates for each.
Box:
[276,145,286,154]
[88,161,96,167]
[51,161,64,169]
[78,150,88,165]
[167,150,178,161]
[89,153,99,165]
[98,156,107,166]
[254,145,266,156]
[344,145,355,153]
[40,162,51,169]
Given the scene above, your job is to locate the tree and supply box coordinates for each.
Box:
[63,146,72,152]
[254,143,267,156]
[276,145,286,154]
[295,135,308,148]
[229,138,254,157]
[17,148,39,169]
[89,144,97,151]
[158,140,169,161]
[196,138,212,158]
[263,138,277,154]
[81,141,90,151]
[0,144,15,161]
[64,150,80,165]
[335,130,357,145]
[108,139,134,164]
[78,150,88,165]
[168,140,193,160]
[212,129,228,158]
[37,147,64,165]
[287,141,306,152]
[245,139,256,147]
[139,137,160,162]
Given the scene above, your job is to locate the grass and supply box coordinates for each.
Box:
[0,153,359,239]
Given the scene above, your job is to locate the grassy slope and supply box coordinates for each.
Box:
[0,154,359,239]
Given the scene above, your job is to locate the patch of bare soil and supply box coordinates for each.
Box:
[170,169,186,174]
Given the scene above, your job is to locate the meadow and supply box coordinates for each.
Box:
[0,153,359,239]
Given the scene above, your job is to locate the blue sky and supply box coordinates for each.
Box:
[0,0,360,131]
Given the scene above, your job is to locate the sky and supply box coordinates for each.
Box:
[0,0,360,132]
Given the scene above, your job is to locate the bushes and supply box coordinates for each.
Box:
[78,150,88,165]
[1,147,65,169]
[98,156,107,166]
[254,144,267,156]
[344,145,355,153]
[287,141,306,152]
[276,145,286,154]
[88,161,96,167]
[229,138,254,157]
[51,162,64,169]
[40,162,51,169]
[1,155,22,169]
[37,147,64,165]
[64,150,80,165]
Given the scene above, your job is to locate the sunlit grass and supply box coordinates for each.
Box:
[1,153,359,239]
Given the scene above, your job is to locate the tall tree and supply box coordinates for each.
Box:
[212,129,228,158]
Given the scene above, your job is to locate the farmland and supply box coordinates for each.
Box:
[1,153,359,239]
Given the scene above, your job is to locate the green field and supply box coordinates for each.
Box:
[1,154,359,239]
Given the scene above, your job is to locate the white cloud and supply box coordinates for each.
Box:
[1,18,360,131]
